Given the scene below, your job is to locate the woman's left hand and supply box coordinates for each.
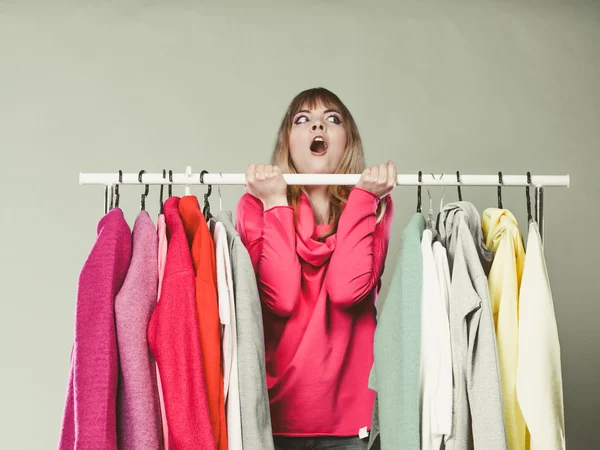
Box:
[356,161,397,198]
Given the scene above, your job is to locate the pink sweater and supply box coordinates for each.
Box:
[115,211,163,449]
[59,208,132,449]
[236,187,393,436]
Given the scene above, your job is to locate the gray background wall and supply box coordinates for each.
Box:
[1,1,598,448]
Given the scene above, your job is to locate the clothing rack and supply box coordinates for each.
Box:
[79,168,570,244]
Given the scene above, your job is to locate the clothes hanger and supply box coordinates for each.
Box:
[426,174,436,230]
[200,170,213,219]
[416,170,423,213]
[185,165,192,196]
[217,172,224,213]
[114,170,123,209]
[159,169,166,214]
[435,174,447,234]
[168,170,173,198]
[138,170,149,211]
[497,171,503,209]
[456,170,463,201]
[104,185,110,214]
[107,184,115,211]
[526,171,533,223]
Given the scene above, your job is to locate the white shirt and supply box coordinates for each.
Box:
[214,221,243,449]
[516,222,566,450]
[420,231,453,450]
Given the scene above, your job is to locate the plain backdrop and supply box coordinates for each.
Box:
[1,1,598,448]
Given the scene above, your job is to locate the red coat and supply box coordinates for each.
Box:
[179,195,228,450]
[147,196,216,449]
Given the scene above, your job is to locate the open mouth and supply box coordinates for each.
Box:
[310,136,328,156]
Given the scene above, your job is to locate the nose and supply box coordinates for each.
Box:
[311,122,325,131]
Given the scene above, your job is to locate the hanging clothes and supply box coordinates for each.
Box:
[157,214,168,297]
[59,208,132,450]
[482,208,526,450]
[369,212,424,450]
[216,210,274,450]
[420,229,452,450]
[439,202,507,450]
[178,195,228,450]
[432,240,453,442]
[236,188,393,437]
[516,222,566,450]
[212,220,243,449]
[155,213,169,450]
[114,210,163,449]
[147,196,216,449]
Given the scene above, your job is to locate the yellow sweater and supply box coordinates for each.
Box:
[482,208,526,450]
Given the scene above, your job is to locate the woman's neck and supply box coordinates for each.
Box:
[305,186,330,226]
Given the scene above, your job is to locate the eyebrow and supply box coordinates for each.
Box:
[295,109,341,115]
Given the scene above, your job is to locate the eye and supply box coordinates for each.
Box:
[327,114,342,124]
[294,115,309,125]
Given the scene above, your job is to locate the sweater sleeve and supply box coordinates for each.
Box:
[236,193,301,317]
[326,187,394,308]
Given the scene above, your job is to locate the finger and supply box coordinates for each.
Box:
[378,164,387,184]
[273,165,282,174]
[370,165,378,181]
[246,164,256,183]
[388,161,397,188]
[265,165,273,174]
[256,164,265,174]
[361,167,371,183]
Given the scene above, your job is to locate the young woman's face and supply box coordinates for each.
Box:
[289,103,347,174]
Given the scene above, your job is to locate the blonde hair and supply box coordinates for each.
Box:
[271,87,386,240]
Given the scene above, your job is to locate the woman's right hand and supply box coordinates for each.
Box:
[245,163,289,209]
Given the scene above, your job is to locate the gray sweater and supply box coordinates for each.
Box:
[217,211,275,450]
[439,202,507,450]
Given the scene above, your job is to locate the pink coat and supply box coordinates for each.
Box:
[115,211,163,449]
[59,208,132,449]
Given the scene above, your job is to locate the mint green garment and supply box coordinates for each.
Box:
[368,213,425,450]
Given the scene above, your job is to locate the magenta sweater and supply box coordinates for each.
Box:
[115,211,163,449]
[236,188,394,436]
[59,208,132,449]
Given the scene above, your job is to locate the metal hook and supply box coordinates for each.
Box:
[456,171,463,201]
[218,172,223,212]
[108,184,115,211]
[526,171,533,222]
[434,174,447,233]
[427,173,436,224]
[200,170,212,218]
[104,184,110,214]
[168,170,173,197]
[417,171,423,213]
[114,170,123,208]
[498,171,503,209]
[426,173,437,229]
[138,170,149,210]
[185,165,192,196]
[159,169,166,213]
[438,173,447,208]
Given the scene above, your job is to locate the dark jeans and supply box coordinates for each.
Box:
[273,435,368,450]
